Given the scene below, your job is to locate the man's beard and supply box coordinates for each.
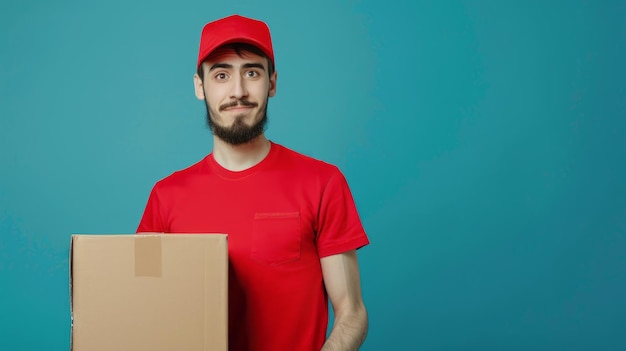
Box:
[204,99,268,145]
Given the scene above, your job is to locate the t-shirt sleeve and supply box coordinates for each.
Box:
[136,185,167,233]
[315,168,370,258]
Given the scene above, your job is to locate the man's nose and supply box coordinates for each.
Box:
[230,74,248,99]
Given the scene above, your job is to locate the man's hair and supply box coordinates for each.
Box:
[196,43,275,81]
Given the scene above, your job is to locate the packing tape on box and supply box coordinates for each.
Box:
[134,235,163,277]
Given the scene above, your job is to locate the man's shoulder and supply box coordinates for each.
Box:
[154,155,210,188]
[273,142,339,174]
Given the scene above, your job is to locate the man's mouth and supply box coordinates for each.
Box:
[220,101,258,111]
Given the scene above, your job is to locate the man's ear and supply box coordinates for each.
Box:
[268,71,277,97]
[193,73,205,100]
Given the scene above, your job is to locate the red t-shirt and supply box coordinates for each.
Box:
[137,142,369,351]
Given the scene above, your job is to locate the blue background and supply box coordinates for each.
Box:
[2,0,626,350]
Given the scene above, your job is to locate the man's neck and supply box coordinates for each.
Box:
[212,135,271,172]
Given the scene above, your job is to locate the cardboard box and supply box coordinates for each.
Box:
[70,234,228,351]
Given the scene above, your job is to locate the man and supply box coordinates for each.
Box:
[137,14,369,351]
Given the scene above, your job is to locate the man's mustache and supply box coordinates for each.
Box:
[219,100,258,111]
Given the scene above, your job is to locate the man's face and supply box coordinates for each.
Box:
[194,47,277,145]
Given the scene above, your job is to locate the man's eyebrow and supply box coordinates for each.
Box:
[208,62,266,72]
[208,63,233,71]
[242,63,266,71]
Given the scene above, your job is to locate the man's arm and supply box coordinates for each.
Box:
[320,250,368,351]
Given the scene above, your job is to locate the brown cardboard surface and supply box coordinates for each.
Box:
[70,234,227,351]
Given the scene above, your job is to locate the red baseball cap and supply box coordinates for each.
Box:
[197,14,274,70]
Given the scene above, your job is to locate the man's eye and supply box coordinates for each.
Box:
[215,73,228,80]
[246,71,259,78]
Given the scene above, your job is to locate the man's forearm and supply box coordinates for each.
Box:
[321,305,368,351]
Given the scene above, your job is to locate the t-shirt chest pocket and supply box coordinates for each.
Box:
[251,212,302,265]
